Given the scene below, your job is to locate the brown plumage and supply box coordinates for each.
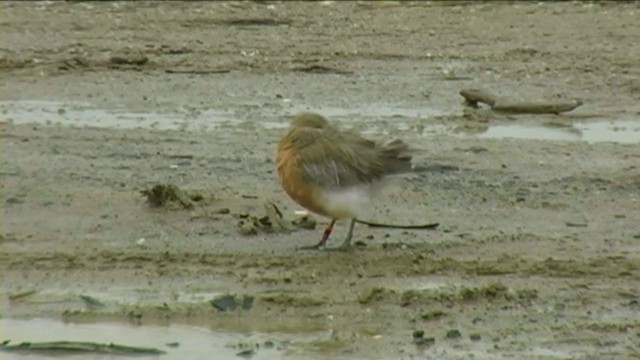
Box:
[275,112,413,250]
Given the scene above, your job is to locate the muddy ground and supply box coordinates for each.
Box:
[1,1,639,359]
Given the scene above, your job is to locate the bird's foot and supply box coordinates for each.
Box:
[296,242,352,252]
[296,242,326,251]
[320,243,352,252]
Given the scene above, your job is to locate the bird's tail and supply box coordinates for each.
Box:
[380,138,414,174]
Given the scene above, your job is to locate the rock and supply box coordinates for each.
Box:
[5,197,24,205]
[412,330,435,346]
[292,214,316,230]
[239,221,258,235]
[446,329,462,339]
[211,295,237,311]
[236,349,255,358]
[242,295,254,310]
[140,184,194,209]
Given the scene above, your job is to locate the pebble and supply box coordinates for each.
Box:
[446,329,462,339]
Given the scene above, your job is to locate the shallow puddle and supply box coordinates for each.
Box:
[0,101,239,131]
[0,100,444,132]
[479,119,640,144]
[2,100,638,144]
[1,318,325,360]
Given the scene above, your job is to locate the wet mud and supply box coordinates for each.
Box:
[1,1,640,359]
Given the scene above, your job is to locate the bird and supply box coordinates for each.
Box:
[275,112,414,251]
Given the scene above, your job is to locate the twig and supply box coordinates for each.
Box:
[355,219,439,230]
[79,294,106,308]
[292,65,353,75]
[8,290,37,301]
[165,69,231,75]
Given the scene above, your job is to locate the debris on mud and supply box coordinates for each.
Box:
[140,183,200,209]
[358,287,395,305]
[292,64,353,75]
[211,295,254,312]
[0,340,166,356]
[8,289,37,302]
[460,88,583,114]
[359,282,537,307]
[412,330,435,347]
[445,329,462,339]
[165,68,231,75]
[259,293,325,307]
[458,281,509,301]
[291,214,317,230]
[237,202,318,235]
[217,17,291,27]
[79,294,106,309]
[228,339,287,359]
[236,348,256,358]
[418,310,446,322]
[356,218,439,230]
[211,295,236,311]
[109,51,149,68]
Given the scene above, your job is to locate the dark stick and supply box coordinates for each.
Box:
[355,219,439,230]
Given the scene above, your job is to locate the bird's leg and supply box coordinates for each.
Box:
[326,218,356,251]
[297,218,336,250]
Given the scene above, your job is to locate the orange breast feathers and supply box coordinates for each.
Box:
[276,137,330,217]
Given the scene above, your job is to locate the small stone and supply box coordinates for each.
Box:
[292,214,316,230]
[109,53,149,66]
[211,295,237,311]
[415,337,435,347]
[419,310,446,321]
[5,197,24,205]
[446,329,462,339]
[239,221,258,235]
[242,295,254,310]
[236,349,255,358]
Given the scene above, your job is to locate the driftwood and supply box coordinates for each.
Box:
[0,340,166,356]
[460,89,582,114]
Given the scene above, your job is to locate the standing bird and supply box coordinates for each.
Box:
[275,112,414,250]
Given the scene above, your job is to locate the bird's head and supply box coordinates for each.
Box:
[289,112,329,129]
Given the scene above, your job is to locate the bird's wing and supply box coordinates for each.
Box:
[292,127,386,189]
